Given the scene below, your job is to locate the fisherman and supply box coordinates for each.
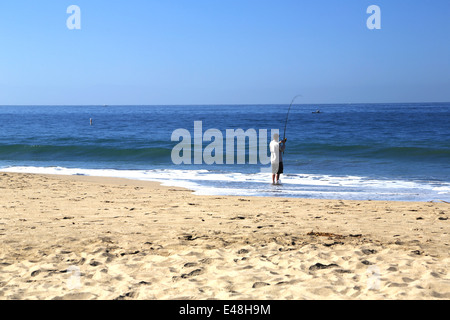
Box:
[270,133,287,185]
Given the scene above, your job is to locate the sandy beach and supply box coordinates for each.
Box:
[0,172,448,300]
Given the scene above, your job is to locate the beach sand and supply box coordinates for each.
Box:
[0,172,448,300]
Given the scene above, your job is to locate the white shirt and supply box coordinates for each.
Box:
[270,140,280,164]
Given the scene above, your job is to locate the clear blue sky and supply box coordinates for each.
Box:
[0,0,449,105]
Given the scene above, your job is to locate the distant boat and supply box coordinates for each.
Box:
[312,110,322,114]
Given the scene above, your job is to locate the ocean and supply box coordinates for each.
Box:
[1,103,449,202]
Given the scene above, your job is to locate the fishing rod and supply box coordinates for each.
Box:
[283,94,302,140]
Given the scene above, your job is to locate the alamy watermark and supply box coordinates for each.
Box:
[171,121,278,167]
[67,5,81,30]
[66,5,380,31]
[367,5,381,30]
[366,265,381,290]
[66,265,82,290]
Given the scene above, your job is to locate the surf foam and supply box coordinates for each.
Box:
[1,166,448,202]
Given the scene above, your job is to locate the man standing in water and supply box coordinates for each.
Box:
[270,133,286,185]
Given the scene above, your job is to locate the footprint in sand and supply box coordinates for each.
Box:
[252,282,270,289]
[181,269,204,279]
[183,262,198,268]
[309,263,339,271]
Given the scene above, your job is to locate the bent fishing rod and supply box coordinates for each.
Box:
[283,94,302,141]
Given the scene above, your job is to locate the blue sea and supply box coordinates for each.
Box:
[1,103,449,202]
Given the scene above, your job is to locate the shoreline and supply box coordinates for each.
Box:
[43,172,450,204]
[2,166,449,203]
[0,172,448,300]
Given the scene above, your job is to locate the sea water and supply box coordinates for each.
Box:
[0,103,449,201]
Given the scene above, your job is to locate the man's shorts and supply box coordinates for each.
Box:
[277,162,284,174]
[271,161,284,175]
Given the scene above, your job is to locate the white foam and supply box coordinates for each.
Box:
[433,186,450,195]
[1,166,448,202]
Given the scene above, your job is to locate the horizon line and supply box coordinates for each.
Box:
[0,101,449,107]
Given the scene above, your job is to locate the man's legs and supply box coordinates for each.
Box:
[276,162,283,184]
[271,161,279,185]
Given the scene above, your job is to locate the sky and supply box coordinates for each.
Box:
[0,0,449,105]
